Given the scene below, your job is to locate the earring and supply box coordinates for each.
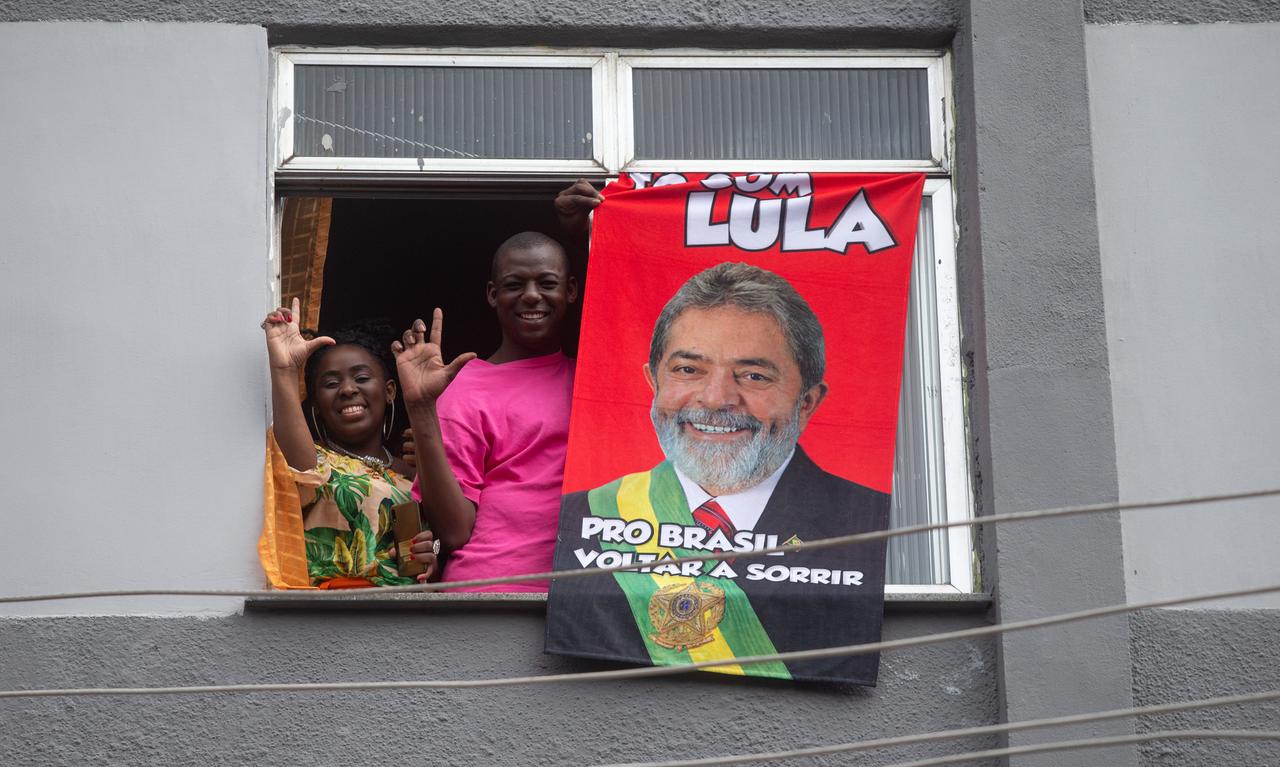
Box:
[310,405,328,445]
[383,399,396,441]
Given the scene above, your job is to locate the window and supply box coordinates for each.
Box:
[270,48,973,593]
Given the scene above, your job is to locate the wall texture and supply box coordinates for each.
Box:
[1088,22,1280,767]
[0,22,272,617]
[1087,22,1280,609]
[955,2,1135,764]
[0,608,1000,766]
[0,0,957,47]
[1130,609,1280,766]
[0,16,1004,767]
[8,7,1275,766]
[1085,0,1280,24]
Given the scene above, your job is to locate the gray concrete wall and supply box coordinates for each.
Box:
[0,608,1000,766]
[955,2,1136,764]
[0,0,957,47]
[1087,22,1280,767]
[10,7,1274,767]
[0,16,1005,767]
[0,22,272,617]
[1085,0,1280,25]
[1087,23,1280,609]
[1129,609,1280,766]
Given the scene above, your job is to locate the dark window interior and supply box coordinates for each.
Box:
[309,193,588,447]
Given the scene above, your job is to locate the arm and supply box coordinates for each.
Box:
[393,310,479,553]
[263,297,334,471]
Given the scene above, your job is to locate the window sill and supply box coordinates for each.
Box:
[243,590,991,614]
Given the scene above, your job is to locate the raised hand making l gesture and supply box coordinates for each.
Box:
[262,297,338,471]
[262,297,335,371]
[391,309,476,406]
[394,309,480,554]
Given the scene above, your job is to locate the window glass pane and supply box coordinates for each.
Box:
[293,65,594,160]
[632,68,931,161]
[888,199,949,585]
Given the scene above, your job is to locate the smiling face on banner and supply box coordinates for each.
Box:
[546,172,926,685]
[644,285,827,497]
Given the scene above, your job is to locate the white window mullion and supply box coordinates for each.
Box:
[613,55,635,172]
[592,55,615,172]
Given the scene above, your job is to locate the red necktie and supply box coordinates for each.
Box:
[693,498,736,538]
[693,499,736,566]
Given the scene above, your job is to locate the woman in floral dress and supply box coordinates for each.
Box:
[262,299,439,587]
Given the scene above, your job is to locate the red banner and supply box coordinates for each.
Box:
[563,172,925,496]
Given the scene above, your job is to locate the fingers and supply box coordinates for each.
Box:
[445,352,478,379]
[261,298,300,330]
[401,427,414,441]
[304,335,336,354]
[409,531,441,570]
[398,318,429,352]
[261,306,289,329]
[415,559,437,583]
[429,308,443,348]
[554,180,604,225]
[556,179,603,209]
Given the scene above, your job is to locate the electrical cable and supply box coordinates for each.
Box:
[872,730,1280,767]
[1,581,1275,699]
[1,486,1275,604]
[594,688,1280,767]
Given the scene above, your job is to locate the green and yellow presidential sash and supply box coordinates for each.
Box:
[586,462,792,680]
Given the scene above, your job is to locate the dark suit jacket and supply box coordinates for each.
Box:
[545,446,890,685]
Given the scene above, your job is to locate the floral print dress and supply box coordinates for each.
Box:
[291,445,415,587]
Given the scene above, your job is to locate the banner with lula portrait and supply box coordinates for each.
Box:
[544,172,925,684]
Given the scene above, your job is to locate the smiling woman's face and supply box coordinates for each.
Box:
[310,344,394,448]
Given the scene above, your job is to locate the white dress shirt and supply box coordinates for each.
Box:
[671,449,796,533]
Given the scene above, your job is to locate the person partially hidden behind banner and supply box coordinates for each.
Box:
[396,232,579,592]
[547,262,891,684]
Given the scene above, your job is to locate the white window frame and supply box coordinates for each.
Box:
[885,179,974,596]
[273,48,949,177]
[615,52,948,174]
[275,51,615,175]
[270,47,973,595]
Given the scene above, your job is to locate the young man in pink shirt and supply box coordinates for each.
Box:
[394,231,581,592]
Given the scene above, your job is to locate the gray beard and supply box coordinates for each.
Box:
[651,400,802,494]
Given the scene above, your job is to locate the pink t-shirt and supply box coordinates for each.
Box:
[413,352,575,592]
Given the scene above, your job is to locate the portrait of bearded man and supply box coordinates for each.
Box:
[547,262,891,685]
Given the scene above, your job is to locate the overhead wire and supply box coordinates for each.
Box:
[1,581,1276,699]
[3,490,1277,765]
[870,731,1280,767]
[1,486,1276,604]
[594,688,1280,767]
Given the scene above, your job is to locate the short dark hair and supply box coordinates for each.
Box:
[490,231,569,281]
[303,318,397,396]
[649,263,826,391]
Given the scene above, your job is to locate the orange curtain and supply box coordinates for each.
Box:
[279,197,332,331]
[258,428,316,589]
[259,198,334,589]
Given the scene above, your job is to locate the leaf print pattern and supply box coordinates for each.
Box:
[298,445,416,587]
